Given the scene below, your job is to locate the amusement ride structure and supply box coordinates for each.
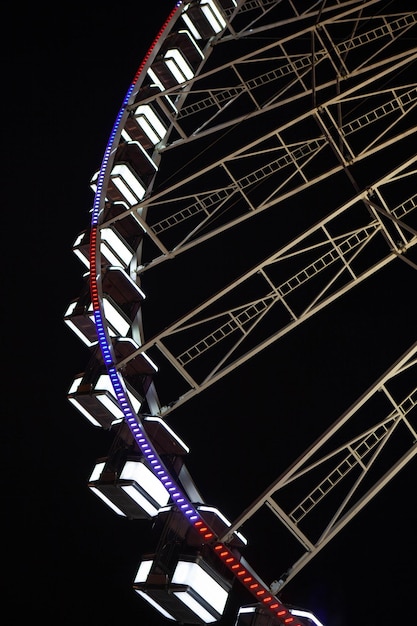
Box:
[65,1,417,624]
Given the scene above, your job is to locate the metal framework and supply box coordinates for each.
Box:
[109,1,417,414]
[221,339,417,589]
[67,1,417,623]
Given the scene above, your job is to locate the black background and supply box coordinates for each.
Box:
[5,3,416,625]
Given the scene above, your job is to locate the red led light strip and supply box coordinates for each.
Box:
[192,520,301,625]
[131,3,181,86]
[213,542,300,625]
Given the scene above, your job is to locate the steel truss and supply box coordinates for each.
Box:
[221,339,417,589]
[108,2,417,418]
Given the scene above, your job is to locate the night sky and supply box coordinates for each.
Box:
[6,3,416,625]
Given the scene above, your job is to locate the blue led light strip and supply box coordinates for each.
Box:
[87,3,302,624]
[89,0,192,515]
[91,1,183,228]
[89,0,205,526]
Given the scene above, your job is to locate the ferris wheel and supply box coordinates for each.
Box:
[65,1,417,624]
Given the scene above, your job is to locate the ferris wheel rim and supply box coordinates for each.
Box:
[86,2,308,625]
